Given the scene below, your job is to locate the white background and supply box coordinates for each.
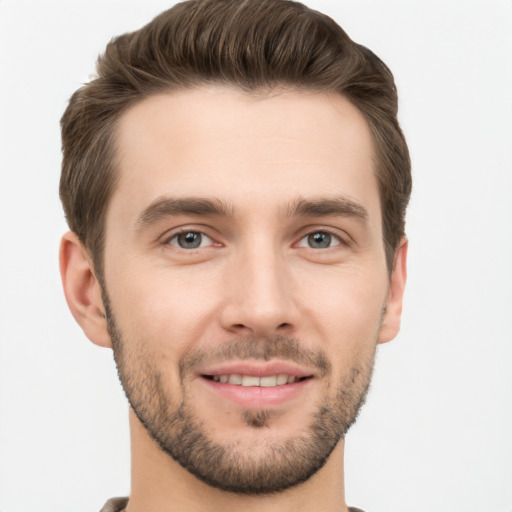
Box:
[1,1,511,511]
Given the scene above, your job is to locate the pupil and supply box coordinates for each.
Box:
[179,232,201,248]
[309,232,331,248]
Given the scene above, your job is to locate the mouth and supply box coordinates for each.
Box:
[202,373,312,387]
[197,362,315,408]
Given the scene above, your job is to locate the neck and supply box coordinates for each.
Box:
[125,409,349,512]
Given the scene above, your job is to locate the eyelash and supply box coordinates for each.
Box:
[165,230,217,250]
[296,231,343,249]
[163,227,348,251]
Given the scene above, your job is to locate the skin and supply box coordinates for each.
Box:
[60,86,407,512]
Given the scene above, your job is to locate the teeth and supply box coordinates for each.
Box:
[228,374,242,385]
[260,376,277,387]
[211,374,303,387]
[277,374,288,385]
[242,375,260,387]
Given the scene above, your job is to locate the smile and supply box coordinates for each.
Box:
[204,374,310,387]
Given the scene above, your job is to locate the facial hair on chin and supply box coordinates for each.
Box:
[104,293,377,495]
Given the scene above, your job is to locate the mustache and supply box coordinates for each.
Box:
[178,334,332,380]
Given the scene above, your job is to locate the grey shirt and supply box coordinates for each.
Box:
[100,497,366,511]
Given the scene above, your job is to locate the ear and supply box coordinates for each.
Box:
[59,231,112,348]
[378,237,408,344]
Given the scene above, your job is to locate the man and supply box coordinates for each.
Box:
[59,0,410,510]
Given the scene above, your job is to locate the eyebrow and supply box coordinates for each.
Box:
[284,196,369,222]
[136,197,235,229]
[135,194,369,230]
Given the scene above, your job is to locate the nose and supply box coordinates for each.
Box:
[219,244,300,337]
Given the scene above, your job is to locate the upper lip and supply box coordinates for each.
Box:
[199,361,315,379]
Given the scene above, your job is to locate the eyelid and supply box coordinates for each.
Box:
[160,225,222,248]
[296,232,341,249]
[168,231,213,248]
[294,226,351,248]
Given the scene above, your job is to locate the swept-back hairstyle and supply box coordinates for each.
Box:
[60,0,411,277]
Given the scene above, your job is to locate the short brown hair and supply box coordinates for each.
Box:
[60,0,411,277]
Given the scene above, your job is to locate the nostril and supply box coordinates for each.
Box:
[224,320,294,335]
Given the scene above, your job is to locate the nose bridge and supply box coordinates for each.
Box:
[221,234,297,335]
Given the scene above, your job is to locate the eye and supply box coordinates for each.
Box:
[168,231,213,249]
[297,231,342,249]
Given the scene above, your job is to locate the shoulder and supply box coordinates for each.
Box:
[98,498,365,512]
[99,497,129,512]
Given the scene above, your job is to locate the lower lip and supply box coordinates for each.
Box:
[199,377,313,409]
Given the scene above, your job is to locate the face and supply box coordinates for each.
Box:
[100,87,401,493]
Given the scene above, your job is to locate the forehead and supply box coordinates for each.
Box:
[109,86,380,226]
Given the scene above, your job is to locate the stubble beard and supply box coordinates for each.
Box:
[105,297,377,495]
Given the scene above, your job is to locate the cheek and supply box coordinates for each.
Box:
[295,264,387,353]
[106,261,221,356]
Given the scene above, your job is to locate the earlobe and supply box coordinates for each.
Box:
[59,232,112,348]
[378,237,408,344]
